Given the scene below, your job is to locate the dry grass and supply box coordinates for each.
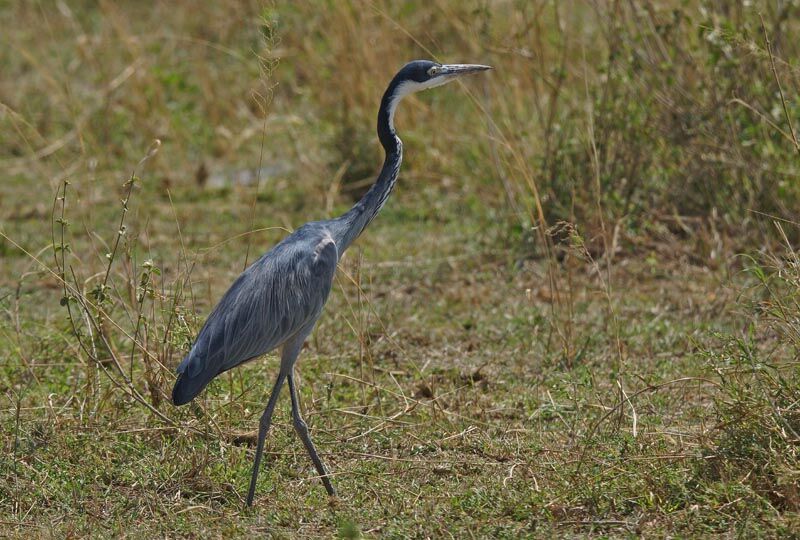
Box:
[1,1,799,537]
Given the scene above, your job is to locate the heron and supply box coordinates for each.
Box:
[172,60,491,506]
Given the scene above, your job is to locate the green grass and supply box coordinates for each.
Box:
[2,1,800,538]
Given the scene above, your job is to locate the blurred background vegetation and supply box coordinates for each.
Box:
[1,1,799,537]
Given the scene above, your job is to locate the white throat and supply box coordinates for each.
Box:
[386,77,454,130]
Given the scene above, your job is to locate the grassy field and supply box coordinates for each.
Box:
[2,1,799,537]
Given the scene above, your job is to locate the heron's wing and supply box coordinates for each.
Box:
[218,235,338,372]
[172,231,338,404]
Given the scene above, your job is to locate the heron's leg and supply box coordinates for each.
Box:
[288,372,336,496]
[246,372,286,507]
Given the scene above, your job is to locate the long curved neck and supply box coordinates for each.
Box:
[331,81,405,254]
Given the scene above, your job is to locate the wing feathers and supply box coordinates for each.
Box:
[172,227,338,405]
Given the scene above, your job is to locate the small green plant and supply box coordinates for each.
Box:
[51,143,183,424]
[699,231,800,512]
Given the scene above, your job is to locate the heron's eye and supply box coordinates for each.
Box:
[428,66,441,76]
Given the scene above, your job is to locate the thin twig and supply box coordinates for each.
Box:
[760,15,800,156]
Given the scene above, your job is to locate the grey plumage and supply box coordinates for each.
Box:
[173,224,337,405]
[172,60,491,506]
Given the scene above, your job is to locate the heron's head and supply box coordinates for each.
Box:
[383,60,491,130]
[399,60,491,89]
[392,60,491,97]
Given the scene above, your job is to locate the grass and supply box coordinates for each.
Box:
[2,1,800,537]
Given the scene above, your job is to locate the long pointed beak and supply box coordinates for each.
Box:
[439,64,493,78]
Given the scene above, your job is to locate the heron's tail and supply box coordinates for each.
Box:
[172,350,216,405]
[172,371,211,406]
